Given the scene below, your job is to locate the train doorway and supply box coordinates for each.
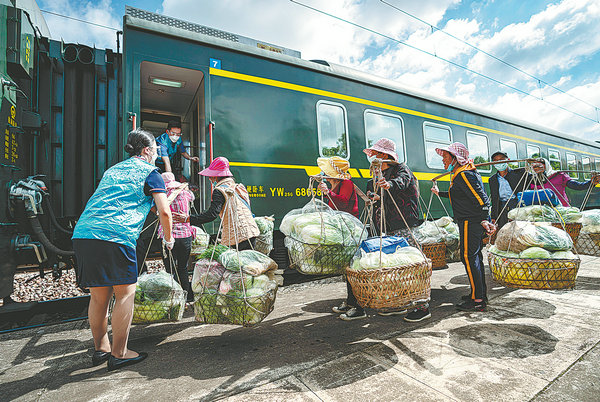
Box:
[139,61,206,194]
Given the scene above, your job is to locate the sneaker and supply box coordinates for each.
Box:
[332,301,351,314]
[340,308,367,321]
[461,294,488,303]
[403,309,431,322]
[377,309,408,317]
[456,299,486,312]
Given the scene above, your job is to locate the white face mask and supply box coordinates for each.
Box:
[169,135,180,143]
[367,155,377,163]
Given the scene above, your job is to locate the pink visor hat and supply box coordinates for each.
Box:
[435,142,470,166]
[199,156,233,177]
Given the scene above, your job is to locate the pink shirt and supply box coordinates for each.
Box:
[530,172,571,207]
[159,187,196,239]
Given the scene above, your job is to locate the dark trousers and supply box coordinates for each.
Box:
[162,236,193,300]
[458,219,487,300]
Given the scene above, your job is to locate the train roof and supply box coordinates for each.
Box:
[124,7,600,151]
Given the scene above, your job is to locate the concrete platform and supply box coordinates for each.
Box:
[1,255,599,401]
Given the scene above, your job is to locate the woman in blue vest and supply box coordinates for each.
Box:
[72,128,175,371]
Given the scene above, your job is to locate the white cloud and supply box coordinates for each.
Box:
[41,0,120,49]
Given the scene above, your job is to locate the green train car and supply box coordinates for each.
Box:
[124,6,600,231]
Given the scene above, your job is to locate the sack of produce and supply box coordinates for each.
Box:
[581,210,600,233]
[283,200,367,275]
[190,226,210,255]
[414,221,446,245]
[129,271,186,324]
[351,246,426,270]
[494,221,573,253]
[254,216,275,255]
[191,259,226,293]
[218,249,278,275]
[508,205,556,222]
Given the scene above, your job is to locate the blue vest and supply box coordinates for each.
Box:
[72,157,158,249]
[156,132,183,158]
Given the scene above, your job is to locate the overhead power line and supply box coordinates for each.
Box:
[289,0,600,125]
[41,9,120,31]
[379,0,600,114]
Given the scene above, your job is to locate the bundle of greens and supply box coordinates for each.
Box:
[218,249,278,275]
[507,205,583,223]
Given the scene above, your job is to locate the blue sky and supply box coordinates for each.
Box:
[39,0,600,140]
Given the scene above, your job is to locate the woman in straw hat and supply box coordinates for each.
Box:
[317,156,359,218]
[432,142,495,312]
[158,172,196,302]
[173,157,260,250]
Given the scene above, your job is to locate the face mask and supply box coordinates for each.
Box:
[495,163,508,172]
[169,135,180,143]
[367,155,377,163]
[446,164,455,173]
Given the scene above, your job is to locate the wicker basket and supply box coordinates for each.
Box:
[420,241,447,270]
[550,222,582,243]
[193,287,277,326]
[575,232,600,256]
[345,259,432,310]
[286,236,356,275]
[255,233,273,255]
[109,288,187,325]
[488,252,579,290]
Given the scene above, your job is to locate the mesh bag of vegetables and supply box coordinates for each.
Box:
[190,226,211,257]
[346,244,432,310]
[109,271,187,324]
[254,216,275,255]
[283,200,367,275]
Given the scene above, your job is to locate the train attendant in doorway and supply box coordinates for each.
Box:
[155,120,200,173]
[72,128,174,371]
[431,142,495,312]
[489,151,529,231]
[530,158,600,207]
[173,157,260,250]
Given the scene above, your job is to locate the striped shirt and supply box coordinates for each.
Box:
[159,186,196,239]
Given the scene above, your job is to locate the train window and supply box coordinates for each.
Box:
[548,148,562,171]
[423,122,452,169]
[566,153,577,178]
[364,110,405,162]
[499,139,518,168]
[466,131,490,171]
[316,101,349,158]
[527,144,541,159]
[582,157,591,179]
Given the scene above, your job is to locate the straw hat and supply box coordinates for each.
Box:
[317,156,351,180]
[435,142,470,166]
[199,156,233,177]
[363,138,398,162]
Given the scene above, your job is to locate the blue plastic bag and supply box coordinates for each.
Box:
[360,236,409,255]
[516,189,560,206]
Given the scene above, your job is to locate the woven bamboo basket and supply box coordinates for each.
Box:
[193,288,277,327]
[550,222,582,243]
[488,252,579,290]
[345,259,432,310]
[420,241,447,270]
[575,232,600,256]
[109,288,187,325]
[285,236,356,275]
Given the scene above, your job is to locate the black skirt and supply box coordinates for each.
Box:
[73,239,137,287]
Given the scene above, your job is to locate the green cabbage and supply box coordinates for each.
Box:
[355,246,426,270]
[550,250,577,259]
[519,247,551,259]
[280,209,303,235]
[138,271,183,301]
[218,250,277,275]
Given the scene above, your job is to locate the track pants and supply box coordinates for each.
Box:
[458,219,487,300]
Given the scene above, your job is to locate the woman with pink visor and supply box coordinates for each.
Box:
[431,142,495,312]
[173,157,260,250]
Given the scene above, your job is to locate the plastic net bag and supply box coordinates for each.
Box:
[190,226,210,255]
[191,259,226,293]
[254,216,274,255]
[494,221,573,254]
[218,249,278,275]
[125,271,186,324]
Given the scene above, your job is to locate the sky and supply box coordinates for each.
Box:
[38,0,600,141]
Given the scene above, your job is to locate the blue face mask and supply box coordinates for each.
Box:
[446,164,455,173]
[495,163,508,172]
